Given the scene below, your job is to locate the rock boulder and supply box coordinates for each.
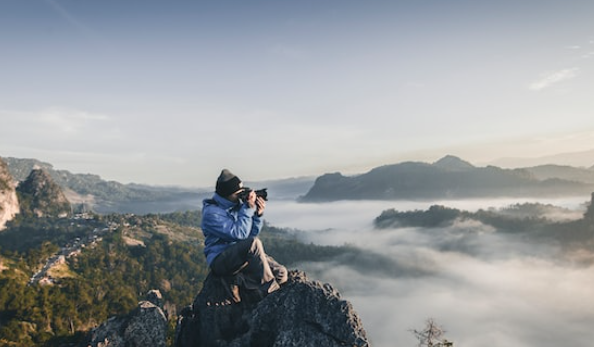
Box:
[175,270,370,347]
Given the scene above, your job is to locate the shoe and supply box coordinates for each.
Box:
[220,276,242,303]
[240,288,265,303]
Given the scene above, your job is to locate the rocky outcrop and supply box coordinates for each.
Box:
[175,270,370,347]
[0,158,20,230]
[81,290,168,347]
[16,168,71,218]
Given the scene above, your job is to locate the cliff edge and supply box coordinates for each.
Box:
[0,158,19,230]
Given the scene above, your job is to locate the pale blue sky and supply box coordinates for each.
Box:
[1,0,594,186]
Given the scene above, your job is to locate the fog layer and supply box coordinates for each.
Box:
[265,197,594,347]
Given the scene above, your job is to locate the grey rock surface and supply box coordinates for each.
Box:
[82,291,168,347]
[175,270,370,347]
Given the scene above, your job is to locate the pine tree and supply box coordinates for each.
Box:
[410,318,453,347]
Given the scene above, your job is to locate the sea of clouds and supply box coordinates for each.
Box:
[265,196,594,347]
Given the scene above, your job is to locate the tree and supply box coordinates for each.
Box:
[410,318,453,347]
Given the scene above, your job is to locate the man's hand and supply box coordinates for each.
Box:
[246,190,257,209]
[255,196,266,216]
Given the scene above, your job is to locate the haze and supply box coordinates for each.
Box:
[1,1,594,187]
[265,197,594,347]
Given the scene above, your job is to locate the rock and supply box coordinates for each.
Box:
[0,158,20,230]
[175,270,370,347]
[147,289,163,308]
[16,168,71,218]
[81,290,168,347]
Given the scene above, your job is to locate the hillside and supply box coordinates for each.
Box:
[2,157,206,214]
[0,209,371,347]
[301,155,594,201]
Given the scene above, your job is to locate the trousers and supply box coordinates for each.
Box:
[210,237,287,294]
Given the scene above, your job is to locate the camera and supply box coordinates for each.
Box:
[238,187,268,201]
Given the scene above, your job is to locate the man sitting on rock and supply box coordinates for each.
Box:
[201,169,287,302]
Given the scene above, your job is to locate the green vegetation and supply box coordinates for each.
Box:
[375,205,462,228]
[374,203,573,231]
[0,211,356,346]
[374,201,594,248]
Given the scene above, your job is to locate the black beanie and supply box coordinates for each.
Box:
[215,169,243,197]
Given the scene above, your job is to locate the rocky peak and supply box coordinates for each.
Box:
[16,168,71,218]
[81,290,168,347]
[176,270,370,347]
[78,271,369,347]
[0,157,20,230]
[433,155,475,171]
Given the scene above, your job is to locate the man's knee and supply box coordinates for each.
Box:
[246,237,264,255]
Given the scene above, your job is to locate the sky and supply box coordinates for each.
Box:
[1,0,594,187]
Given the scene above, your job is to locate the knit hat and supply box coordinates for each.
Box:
[215,169,243,197]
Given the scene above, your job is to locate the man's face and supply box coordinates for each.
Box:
[227,189,244,203]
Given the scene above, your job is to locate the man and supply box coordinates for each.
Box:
[201,169,287,302]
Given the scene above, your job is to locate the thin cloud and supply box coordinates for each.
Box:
[44,0,96,38]
[39,107,111,134]
[529,68,579,91]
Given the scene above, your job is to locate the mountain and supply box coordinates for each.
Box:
[2,156,316,214]
[81,290,168,347]
[301,155,594,202]
[0,158,20,230]
[16,168,71,218]
[2,156,206,214]
[432,155,475,171]
[522,164,594,184]
[488,148,594,169]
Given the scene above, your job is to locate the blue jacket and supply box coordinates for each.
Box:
[201,193,263,266]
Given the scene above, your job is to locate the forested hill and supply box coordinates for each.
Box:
[301,155,594,201]
[374,193,594,250]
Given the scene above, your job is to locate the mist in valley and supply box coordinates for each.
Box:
[265,196,594,347]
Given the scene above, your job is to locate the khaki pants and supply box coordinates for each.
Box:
[210,237,287,294]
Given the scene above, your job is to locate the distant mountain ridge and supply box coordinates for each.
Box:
[1,156,315,214]
[5,155,594,208]
[2,157,205,214]
[2,157,188,201]
[488,148,594,169]
[301,155,594,201]
[522,164,594,184]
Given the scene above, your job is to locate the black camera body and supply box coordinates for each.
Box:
[238,187,268,201]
